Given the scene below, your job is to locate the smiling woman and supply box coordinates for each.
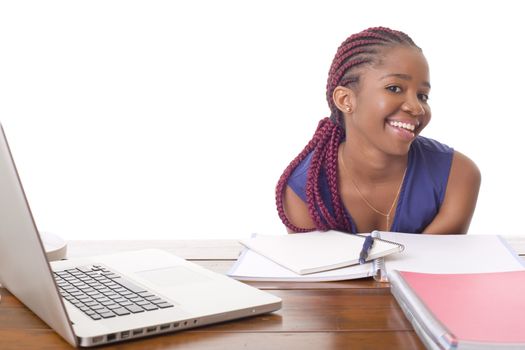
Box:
[275,27,481,235]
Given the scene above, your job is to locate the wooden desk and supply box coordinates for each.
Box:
[1,237,524,350]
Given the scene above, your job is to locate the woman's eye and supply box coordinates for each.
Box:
[387,86,402,93]
[418,93,429,102]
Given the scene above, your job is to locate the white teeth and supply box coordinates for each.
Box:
[389,121,416,131]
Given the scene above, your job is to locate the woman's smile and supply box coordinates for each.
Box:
[385,118,418,141]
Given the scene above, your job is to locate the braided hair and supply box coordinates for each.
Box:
[275,27,420,233]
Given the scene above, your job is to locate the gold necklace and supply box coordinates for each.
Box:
[339,147,407,231]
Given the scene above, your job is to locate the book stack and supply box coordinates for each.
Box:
[229,231,525,282]
[229,230,404,282]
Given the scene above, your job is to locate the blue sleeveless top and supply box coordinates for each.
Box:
[287,136,454,233]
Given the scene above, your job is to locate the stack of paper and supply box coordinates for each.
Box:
[236,231,403,275]
[228,231,525,283]
[229,247,375,282]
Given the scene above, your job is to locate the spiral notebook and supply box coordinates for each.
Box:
[228,245,379,282]
[229,232,525,283]
[236,231,404,276]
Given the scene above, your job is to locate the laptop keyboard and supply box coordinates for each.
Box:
[53,265,174,320]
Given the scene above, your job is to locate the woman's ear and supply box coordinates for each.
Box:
[332,86,356,114]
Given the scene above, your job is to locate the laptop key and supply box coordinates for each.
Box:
[141,303,159,311]
[85,301,101,307]
[95,307,111,314]
[145,296,161,301]
[112,307,131,316]
[98,310,117,318]
[77,266,93,273]
[113,277,147,293]
[125,305,145,313]
[90,314,102,320]
[156,302,174,309]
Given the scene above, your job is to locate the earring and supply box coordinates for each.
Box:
[345,106,351,112]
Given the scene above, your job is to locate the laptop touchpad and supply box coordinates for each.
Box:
[136,266,211,287]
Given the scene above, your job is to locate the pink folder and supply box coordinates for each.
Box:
[398,270,525,344]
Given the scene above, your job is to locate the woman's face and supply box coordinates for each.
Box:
[345,46,431,156]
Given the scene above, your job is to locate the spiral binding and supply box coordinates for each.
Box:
[370,230,405,252]
[371,231,403,282]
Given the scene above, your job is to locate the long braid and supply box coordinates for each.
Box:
[276,27,419,233]
[275,118,335,232]
[306,120,338,230]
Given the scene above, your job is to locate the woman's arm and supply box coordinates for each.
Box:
[423,151,481,234]
[283,185,315,233]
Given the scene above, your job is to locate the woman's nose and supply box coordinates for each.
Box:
[401,96,425,116]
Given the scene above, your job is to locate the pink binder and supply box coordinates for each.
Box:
[398,270,525,344]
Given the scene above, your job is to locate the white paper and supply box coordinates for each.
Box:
[239,231,402,275]
[378,232,525,276]
[228,248,373,282]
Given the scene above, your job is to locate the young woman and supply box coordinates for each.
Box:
[276,27,480,234]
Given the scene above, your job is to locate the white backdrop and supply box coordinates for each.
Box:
[0,1,523,239]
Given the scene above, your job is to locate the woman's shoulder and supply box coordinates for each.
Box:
[412,137,478,178]
[450,150,481,184]
[412,136,453,155]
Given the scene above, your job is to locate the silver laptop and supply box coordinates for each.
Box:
[0,123,281,347]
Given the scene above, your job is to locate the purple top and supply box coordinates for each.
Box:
[287,136,454,233]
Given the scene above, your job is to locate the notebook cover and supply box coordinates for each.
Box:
[227,247,374,282]
[399,270,525,344]
[239,231,403,275]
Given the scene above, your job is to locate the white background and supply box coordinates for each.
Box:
[0,1,523,240]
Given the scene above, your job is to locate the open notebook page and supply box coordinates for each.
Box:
[378,232,525,276]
